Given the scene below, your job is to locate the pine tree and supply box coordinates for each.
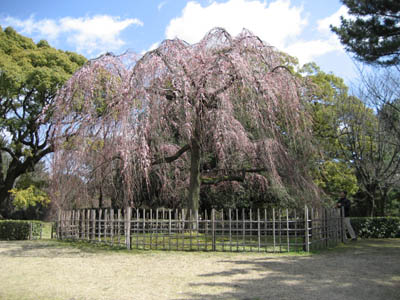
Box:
[331,0,400,66]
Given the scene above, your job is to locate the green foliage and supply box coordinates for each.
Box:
[313,160,358,199]
[0,220,43,240]
[331,0,400,65]
[0,26,86,215]
[351,217,400,238]
[302,63,400,216]
[4,161,50,219]
[8,185,50,210]
[302,63,358,200]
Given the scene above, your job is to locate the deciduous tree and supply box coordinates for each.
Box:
[0,26,86,217]
[52,28,318,211]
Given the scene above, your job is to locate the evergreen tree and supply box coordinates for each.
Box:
[331,0,400,66]
[0,27,86,217]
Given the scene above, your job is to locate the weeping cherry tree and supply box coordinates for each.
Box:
[51,28,317,211]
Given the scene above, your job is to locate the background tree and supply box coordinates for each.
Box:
[331,0,400,66]
[51,28,318,212]
[336,95,400,216]
[0,26,86,217]
[301,63,359,202]
[350,69,400,216]
[302,63,400,216]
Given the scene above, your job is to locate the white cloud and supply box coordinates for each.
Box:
[164,1,352,65]
[285,39,342,64]
[166,0,307,50]
[282,5,351,65]
[59,15,142,55]
[1,14,143,57]
[286,5,351,64]
[317,5,349,34]
[3,16,61,40]
[158,1,167,11]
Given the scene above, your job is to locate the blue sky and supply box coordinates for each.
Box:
[0,0,357,81]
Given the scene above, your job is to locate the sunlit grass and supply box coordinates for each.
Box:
[58,231,309,253]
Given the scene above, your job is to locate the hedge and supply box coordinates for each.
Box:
[351,217,400,238]
[0,220,43,240]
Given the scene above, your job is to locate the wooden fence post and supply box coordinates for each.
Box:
[257,209,261,252]
[341,206,345,243]
[110,209,114,245]
[294,210,297,251]
[98,209,102,242]
[221,209,224,251]
[168,209,172,250]
[117,209,121,245]
[136,208,140,249]
[92,209,96,241]
[272,208,276,252]
[236,209,239,251]
[57,209,61,240]
[324,208,328,248]
[125,207,131,250]
[304,206,310,252]
[82,209,85,239]
[249,209,253,252]
[229,208,232,252]
[86,209,90,241]
[212,209,216,251]
[286,209,289,252]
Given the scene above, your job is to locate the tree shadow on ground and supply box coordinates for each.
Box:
[180,239,400,300]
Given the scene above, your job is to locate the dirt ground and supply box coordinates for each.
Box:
[0,239,399,300]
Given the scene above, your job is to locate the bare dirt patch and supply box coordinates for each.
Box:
[0,239,399,300]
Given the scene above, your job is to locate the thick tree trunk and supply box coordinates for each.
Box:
[0,146,53,217]
[0,182,15,218]
[187,139,201,212]
[0,160,20,218]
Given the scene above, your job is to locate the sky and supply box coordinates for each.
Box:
[0,0,357,82]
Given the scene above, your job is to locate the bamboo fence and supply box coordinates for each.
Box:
[56,207,344,252]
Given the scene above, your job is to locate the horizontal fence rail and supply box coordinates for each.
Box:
[56,207,344,252]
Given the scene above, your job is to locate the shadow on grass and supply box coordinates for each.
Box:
[179,239,400,300]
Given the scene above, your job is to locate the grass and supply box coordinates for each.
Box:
[40,222,53,239]
[57,230,312,253]
[1,238,399,300]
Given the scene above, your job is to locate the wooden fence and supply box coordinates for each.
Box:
[56,207,344,252]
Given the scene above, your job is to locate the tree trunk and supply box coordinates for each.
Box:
[0,146,53,216]
[0,181,16,218]
[378,189,388,217]
[370,196,375,217]
[0,162,20,218]
[187,139,201,212]
[98,185,103,208]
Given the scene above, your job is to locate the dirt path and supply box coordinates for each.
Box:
[0,239,399,300]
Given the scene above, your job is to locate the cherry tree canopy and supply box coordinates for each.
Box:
[51,28,318,210]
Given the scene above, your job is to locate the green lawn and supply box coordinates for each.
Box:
[57,231,312,253]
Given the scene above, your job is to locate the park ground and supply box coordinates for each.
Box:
[0,238,399,300]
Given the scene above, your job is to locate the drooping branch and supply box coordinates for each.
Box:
[201,173,245,185]
[152,144,190,165]
[270,65,293,74]
[200,168,268,185]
